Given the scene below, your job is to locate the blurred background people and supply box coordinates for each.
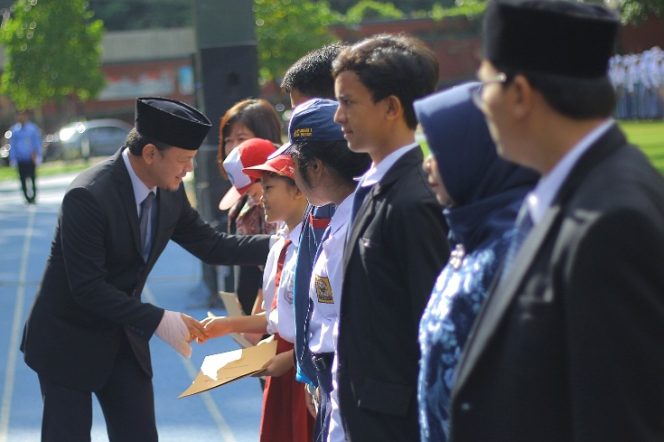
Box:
[8,109,42,204]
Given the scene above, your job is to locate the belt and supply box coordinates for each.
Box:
[311,352,334,372]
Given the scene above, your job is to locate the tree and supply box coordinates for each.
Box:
[346,0,404,23]
[254,0,339,84]
[1,0,105,111]
[329,0,438,13]
[612,0,664,22]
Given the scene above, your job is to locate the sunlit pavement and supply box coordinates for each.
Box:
[0,173,262,441]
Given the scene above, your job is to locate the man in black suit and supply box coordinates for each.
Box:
[451,1,664,441]
[21,97,271,442]
[332,34,449,441]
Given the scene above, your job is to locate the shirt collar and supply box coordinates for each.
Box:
[358,143,419,188]
[328,193,353,235]
[285,221,303,248]
[122,149,157,212]
[526,119,614,224]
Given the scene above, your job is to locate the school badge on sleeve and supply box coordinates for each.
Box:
[314,275,334,304]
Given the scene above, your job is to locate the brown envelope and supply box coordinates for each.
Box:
[179,336,277,398]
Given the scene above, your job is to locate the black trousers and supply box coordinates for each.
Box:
[312,352,334,442]
[17,161,36,203]
[38,341,157,442]
[236,264,263,314]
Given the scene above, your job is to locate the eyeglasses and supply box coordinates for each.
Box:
[471,72,507,109]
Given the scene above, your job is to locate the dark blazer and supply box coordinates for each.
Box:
[450,125,664,442]
[337,147,449,441]
[21,149,270,391]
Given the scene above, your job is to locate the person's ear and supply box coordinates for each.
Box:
[510,74,535,120]
[292,183,305,200]
[143,144,157,163]
[308,158,324,182]
[384,95,403,121]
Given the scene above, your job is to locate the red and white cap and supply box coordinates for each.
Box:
[219,138,276,210]
[242,154,295,181]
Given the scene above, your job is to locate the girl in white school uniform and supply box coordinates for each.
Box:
[202,154,313,442]
[284,99,371,442]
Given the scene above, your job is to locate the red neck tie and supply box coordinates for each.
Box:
[272,238,292,310]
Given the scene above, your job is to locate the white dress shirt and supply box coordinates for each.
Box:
[356,142,419,189]
[525,120,614,224]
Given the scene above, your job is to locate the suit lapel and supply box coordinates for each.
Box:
[111,149,143,258]
[454,205,561,392]
[343,184,378,270]
[454,123,628,394]
[342,148,423,271]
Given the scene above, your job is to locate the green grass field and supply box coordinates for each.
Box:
[0,159,97,183]
[419,120,664,175]
[619,121,664,174]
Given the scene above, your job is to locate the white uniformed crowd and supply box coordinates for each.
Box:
[609,46,664,119]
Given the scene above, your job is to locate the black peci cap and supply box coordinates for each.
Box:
[482,0,620,78]
[135,97,212,150]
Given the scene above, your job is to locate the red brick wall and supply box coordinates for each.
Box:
[331,16,483,86]
[331,14,664,87]
[620,15,664,53]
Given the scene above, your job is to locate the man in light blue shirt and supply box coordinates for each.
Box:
[8,110,42,204]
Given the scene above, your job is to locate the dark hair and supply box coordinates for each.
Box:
[332,33,439,129]
[290,140,371,188]
[125,128,170,156]
[217,99,282,177]
[500,67,616,119]
[261,171,297,189]
[281,43,345,99]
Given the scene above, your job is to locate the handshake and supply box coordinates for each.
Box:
[154,311,233,358]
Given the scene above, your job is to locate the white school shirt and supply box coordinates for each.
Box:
[262,222,302,344]
[307,194,352,354]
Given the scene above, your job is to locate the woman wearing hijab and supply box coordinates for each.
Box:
[414,82,539,442]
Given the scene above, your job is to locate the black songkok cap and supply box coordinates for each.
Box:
[483,0,620,78]
[135,97,211,150]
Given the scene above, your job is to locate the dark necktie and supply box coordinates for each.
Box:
[351,183,373,222]
[139,192,155,261]
[272,238,293,310]
[499,205,534,284]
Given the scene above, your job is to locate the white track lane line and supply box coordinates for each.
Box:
[0,207,36,442]
[143,286,238,442]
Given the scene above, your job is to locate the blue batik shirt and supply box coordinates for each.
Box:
[418,194,526,442]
